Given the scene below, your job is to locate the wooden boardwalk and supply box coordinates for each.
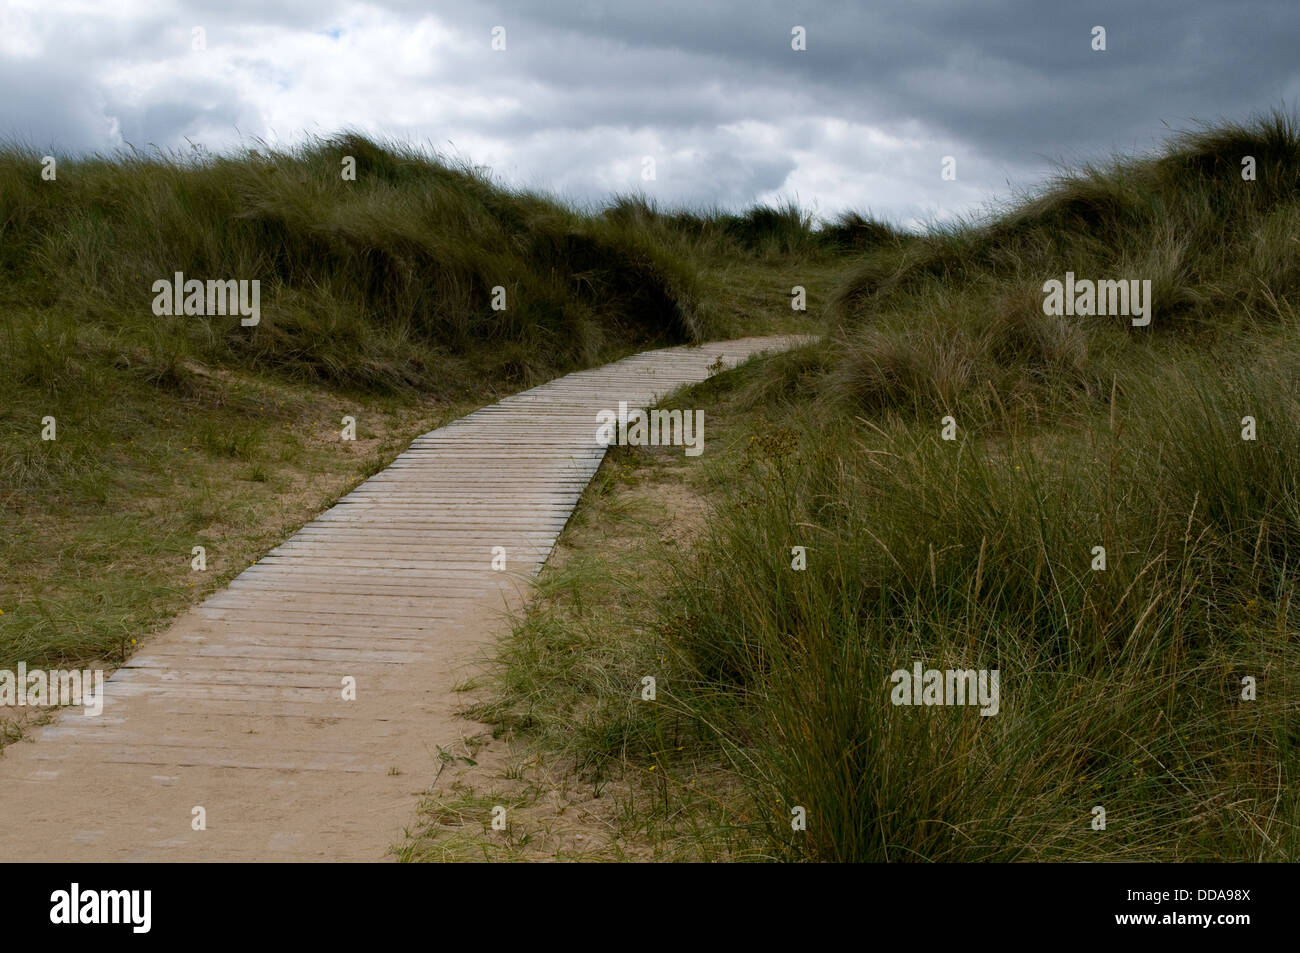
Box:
[0,335,803,861]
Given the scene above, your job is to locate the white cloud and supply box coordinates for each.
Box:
[2,0,1296,224]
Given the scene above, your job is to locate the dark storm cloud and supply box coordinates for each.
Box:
[2,0,1297,222]
[464,0,1300,170]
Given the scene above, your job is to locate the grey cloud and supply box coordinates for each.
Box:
[0,58,114,152]
[2,0,1297,223]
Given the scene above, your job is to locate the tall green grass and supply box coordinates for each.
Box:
[603,195,904,260]
[655,347,1298,860]
[0,132,722,401]
[476,110,1300,862]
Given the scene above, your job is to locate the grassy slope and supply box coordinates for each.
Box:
[0,134,835,692]
[417,112,1300,862]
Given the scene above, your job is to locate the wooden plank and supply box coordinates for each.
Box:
[0,334,807,861]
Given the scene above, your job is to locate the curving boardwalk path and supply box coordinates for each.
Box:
[0,335,804,861]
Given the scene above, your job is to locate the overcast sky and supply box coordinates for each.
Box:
[3,0,1297,228]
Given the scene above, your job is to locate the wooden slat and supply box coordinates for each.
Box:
[0,335,806,861]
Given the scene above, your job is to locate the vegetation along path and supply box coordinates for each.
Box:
[0,335,805,861]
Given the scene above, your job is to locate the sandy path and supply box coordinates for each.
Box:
[0,336,804,861]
